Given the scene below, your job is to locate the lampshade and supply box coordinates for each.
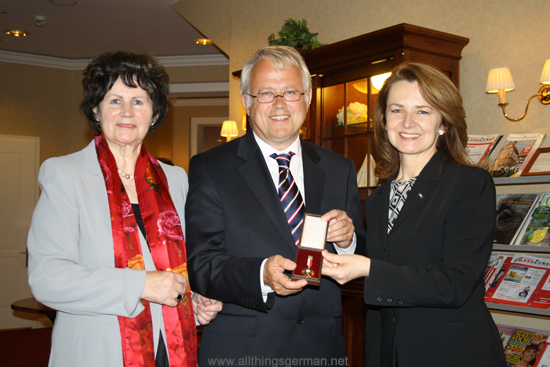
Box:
[352,72,392,94]
[220,120,238,139]
[371,72,392,91]
[486,67,516,93]
[352,80,369,94]
[242,115,247,131]
[540,59,550,85]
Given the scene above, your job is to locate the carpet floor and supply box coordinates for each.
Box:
[0,327,51,367]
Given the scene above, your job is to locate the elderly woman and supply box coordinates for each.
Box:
[322,62,506,366]
[27,51,221,367]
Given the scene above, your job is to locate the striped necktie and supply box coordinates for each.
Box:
[271,152,305,245]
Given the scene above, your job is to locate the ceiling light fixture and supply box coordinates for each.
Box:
[5,30,29,37]
[194,38,212,45]
[34,15,47,26]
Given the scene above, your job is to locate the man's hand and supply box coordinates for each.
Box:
[321,209,355,248]
[192,293,223,325]
[263,255,308,296]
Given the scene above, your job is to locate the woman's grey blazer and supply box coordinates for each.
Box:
[27,140,189,367]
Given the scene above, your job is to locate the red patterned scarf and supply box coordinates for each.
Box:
[95,135,197,367]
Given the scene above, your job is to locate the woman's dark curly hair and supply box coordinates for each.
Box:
[80,51,170,133]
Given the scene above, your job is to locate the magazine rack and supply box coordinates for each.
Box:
[489,176,550,319]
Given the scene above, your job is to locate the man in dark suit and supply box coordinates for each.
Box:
[185,46,366,365]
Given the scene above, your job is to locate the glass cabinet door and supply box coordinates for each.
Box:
[321,73,387,171]
[346,78,371,130]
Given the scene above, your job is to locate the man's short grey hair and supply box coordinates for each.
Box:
[240,46,311,109]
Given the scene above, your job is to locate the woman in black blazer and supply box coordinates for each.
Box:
[322,62,506,367]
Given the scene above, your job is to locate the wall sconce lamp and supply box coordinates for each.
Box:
[220,120,238,142]
[486,59,550,121]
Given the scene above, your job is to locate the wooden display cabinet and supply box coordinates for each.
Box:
[300,23,469,200]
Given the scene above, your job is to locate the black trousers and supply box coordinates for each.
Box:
[156,333,169,367]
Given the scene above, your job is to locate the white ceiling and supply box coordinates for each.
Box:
[0,0,225,60]
[0,0,229,98]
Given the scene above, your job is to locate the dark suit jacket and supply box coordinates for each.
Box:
[363,152,506,367]
[186,131,366,364]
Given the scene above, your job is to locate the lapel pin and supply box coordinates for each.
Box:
[418,193,423,199]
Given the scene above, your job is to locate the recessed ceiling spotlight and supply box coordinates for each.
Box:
[49,0,77,6]
[5,30,30,37]
[194,38,212,45]
[34,15,47,26]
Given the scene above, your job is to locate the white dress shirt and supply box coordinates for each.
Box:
[252,132,356,299]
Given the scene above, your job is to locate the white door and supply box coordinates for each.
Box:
[190,117,228,157]
[0,135,41,329]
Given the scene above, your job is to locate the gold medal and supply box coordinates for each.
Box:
[301,255,315,277]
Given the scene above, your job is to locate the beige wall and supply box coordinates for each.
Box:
[0,61,228,166]
[0,62,87,164]
[173,0,550,142]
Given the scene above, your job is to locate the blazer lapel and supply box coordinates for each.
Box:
[237,133,297,249]
[389,152,443,233]
[79,140,111,220]
[302,141,325,216]
[374,182,391,251]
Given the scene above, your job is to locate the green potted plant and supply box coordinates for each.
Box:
[268,18,326,51]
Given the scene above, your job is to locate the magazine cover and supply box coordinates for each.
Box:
[487,254,550,307]
[529,273,550,310]
[499,324,517,347]
[494,194,543,245]
[520,194,550,247]
[485,254,501,290]
[489,133,545,177]
[505,328,548,367]
[535,342,550,367]
[467,134,503,165]
[485,255,509,291]
[485,255,513,301]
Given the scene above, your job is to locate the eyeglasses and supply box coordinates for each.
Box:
[246,90,305,103]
